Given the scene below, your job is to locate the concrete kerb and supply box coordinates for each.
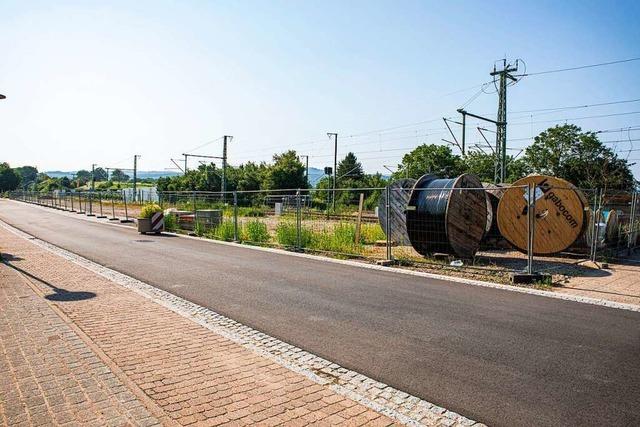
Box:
[4,198,640,313]
[0,219,480,427]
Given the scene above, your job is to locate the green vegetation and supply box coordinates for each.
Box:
[360,223,386,244]
[163,213,178,231]
[139,203,163,219]
[275,221,301,247]
[0,163,20,192]
[242,220,270,243]
[274,220,378,255]
[206,221,235,241]
[393,124,637,190]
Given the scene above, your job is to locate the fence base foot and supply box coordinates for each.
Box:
[120,219,134,223]
[86,214,96,217]
[376,259,394,266]
[76,212,85,215]
[97,215,107,218]
[510,272,549,285]
[108,218,119,221]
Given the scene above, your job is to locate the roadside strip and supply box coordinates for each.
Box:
[0,219,481,426]
[6,198,639,313]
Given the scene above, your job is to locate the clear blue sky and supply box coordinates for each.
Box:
[1,0,639,177]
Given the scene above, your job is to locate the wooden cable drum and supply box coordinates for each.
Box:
[483,183,507,240]
[604,210,619,244]
[571,208,604,251]
[378,178,416,245]
[405,174,486,258]
[497,175,587,254]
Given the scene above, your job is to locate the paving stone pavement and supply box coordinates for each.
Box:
[554,255,640,306]
[0,262,160,427]
[0,226,403,426]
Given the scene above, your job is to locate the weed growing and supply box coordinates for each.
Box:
[242,220,270,243]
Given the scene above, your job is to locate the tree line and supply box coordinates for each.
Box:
[391,124,636,191]
[2,124,636,195]
[0,165,135,192]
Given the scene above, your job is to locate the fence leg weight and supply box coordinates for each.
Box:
[510,272,550,285]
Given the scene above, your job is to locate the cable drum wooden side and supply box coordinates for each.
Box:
[483,183,507,239]
[406,174,486,258]
[378,178,416,245]
[570,208,605,252]
[497,175,587,254]
[604,210,619,244]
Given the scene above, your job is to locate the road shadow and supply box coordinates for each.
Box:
[2,255,96,302]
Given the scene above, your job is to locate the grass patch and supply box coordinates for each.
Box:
[164,213,178,232]
[242,220,270,243]
[360,223,385,244]
[206,221,235,241]
[308,223,361,254]
[275,221,313,248]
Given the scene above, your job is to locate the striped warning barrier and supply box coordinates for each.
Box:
[150,212,164,232]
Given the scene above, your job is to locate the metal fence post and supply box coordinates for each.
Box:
[629,192,637,254]
[527,182,535,275]
[590,189,601,263]
[88,191,94,216]
[70,193,75,212]
[233,191,239,242]
[97,193,106,218]
[296,189,302,250]
[121,189,132,223]
[110,193,118,220]
[385,185,392,262]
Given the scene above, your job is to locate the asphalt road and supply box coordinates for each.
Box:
[1,200,639,426]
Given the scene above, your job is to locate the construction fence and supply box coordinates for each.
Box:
[9,183,640,284]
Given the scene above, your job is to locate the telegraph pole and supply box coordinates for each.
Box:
[461,111,466,155]
[299,155,309,187]
[490,59,519,182]
[327,133,338,210]
[222,135,233,195]
[132,155,141,202]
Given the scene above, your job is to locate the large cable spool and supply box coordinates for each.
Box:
[497,175,587,254]
[378,178,416,245]
[483,183,507,240]
[570,208,605,252]
[604,210,619,244]
[406,174,487,258]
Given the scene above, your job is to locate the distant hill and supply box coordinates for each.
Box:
[307,167,325,186]
[45,170,181,179]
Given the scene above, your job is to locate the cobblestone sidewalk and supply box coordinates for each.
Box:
[0,226,397,426]
[0,262,159,427]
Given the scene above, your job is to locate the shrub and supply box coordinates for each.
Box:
[360,223,385,244]
[139,203,162,219]
[164,213,178,231]
[275,221,312,248]
[207,221,235,241]
[275,221,298,247]
[308,223,362,254]
[242,220,270,243]
[194,220,206,236]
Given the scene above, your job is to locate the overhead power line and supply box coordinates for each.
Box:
[516,56,640,77]
[508,98,640,116]
[508,110,640,126]
[184,136,224,154]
